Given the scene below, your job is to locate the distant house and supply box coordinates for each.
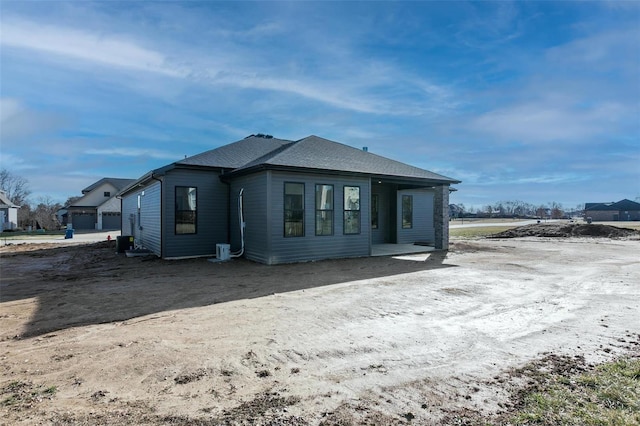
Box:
[0,190,19,230]
[584,199,640,222]
[119,135,460,264]
[66,178,135,230]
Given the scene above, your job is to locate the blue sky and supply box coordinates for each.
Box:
[1,1,638,210]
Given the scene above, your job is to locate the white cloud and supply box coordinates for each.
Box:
[546,28,639,71]
[1,18,186,77]
[1,17,454,117]
[0,152,35,171]
[0,98,67,144]
[85,147,178,160]
[0,98,24,122]
[469,101,626,144]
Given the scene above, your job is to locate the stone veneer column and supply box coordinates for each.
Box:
[433,185,450,250]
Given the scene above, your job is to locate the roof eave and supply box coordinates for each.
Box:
[222,164,460,185]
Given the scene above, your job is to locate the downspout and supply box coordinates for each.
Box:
[230,188,245,258]
[151,173,163,258]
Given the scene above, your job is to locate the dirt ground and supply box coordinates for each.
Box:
[1,226,639,425]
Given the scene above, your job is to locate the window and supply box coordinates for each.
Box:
[104,191,111,197]
[402,195,413,229]
[371,194,379,229]
[315,184,333,236]
[175,186,197,234]
[343,186,360,234]
[284,183,304,237]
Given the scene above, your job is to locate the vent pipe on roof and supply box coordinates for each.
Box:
[362,147,368,152]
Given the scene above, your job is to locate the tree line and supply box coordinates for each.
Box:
[0,169,79,231]
[450,200,585,220]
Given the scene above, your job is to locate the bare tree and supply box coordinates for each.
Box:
[549,201,564,219]
[485,204,493,218]
[0,168,31,206]
[64,196,82,207]
[32,196,62,230]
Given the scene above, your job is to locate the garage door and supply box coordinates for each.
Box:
[72,213,96,230]
[102,212,121,230]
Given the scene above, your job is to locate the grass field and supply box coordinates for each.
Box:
[508,356,640,425]
[0,230,65,239]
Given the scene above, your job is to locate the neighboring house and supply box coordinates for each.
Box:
[584,199,640,222]
[0,190,19,230]
[118,135,460,264]
[67,177,135,230]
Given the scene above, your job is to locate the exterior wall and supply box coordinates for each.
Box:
[587,210,640,221]
[586,210,617,221]
[97,196,123,230]
[396,188,435,244]
[433,185,450,249]
[71,183,118,208]
[162,169,228,258]
[265,171,370,265]
[229,171,270,264]
[121,180,162,255]
[121,191,138,238]
[1,207,18,230]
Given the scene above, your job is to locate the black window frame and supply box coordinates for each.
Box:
[175,186,197,235]
[315,183,334,236]
[284,182,305,237]
[343,185,361,235]
[104,191,111,197]
[402,194,413,229]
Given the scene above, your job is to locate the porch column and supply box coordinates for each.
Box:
[433,185,450,250]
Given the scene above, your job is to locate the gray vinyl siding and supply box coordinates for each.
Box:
[163,169,228,258]
[267,171,370,265]
[229,171,269,264]
[121,193,137,237]
[397,189,435,244]
[138,182,162,254]
[120,181,162,256]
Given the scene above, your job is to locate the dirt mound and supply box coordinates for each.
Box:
[489,223,640,239]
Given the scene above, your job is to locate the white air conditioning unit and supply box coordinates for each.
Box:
[216,243,231,261]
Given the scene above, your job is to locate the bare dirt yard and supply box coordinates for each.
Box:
[1,224,639,425]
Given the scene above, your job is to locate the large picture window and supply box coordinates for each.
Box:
[371,194,379,229]
[284,182,304,237]
[343,186,360,234]
[175,186,197,234]
[315,184,333,236]
[402,195,413,229]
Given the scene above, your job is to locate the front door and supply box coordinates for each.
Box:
[371,184,397,243]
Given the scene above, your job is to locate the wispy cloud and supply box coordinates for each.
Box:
[0,97,68,144]
[1,18,185,77]
[1,16,454,117]
[468,101,626,144]
[85,148,179,160]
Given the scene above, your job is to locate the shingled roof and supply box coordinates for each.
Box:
[0,190,19,208]
[121,134,459,196]
[585,199,640,211]
[82,177,136,194]
[229,135,458,183]
[177,135,292,169]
